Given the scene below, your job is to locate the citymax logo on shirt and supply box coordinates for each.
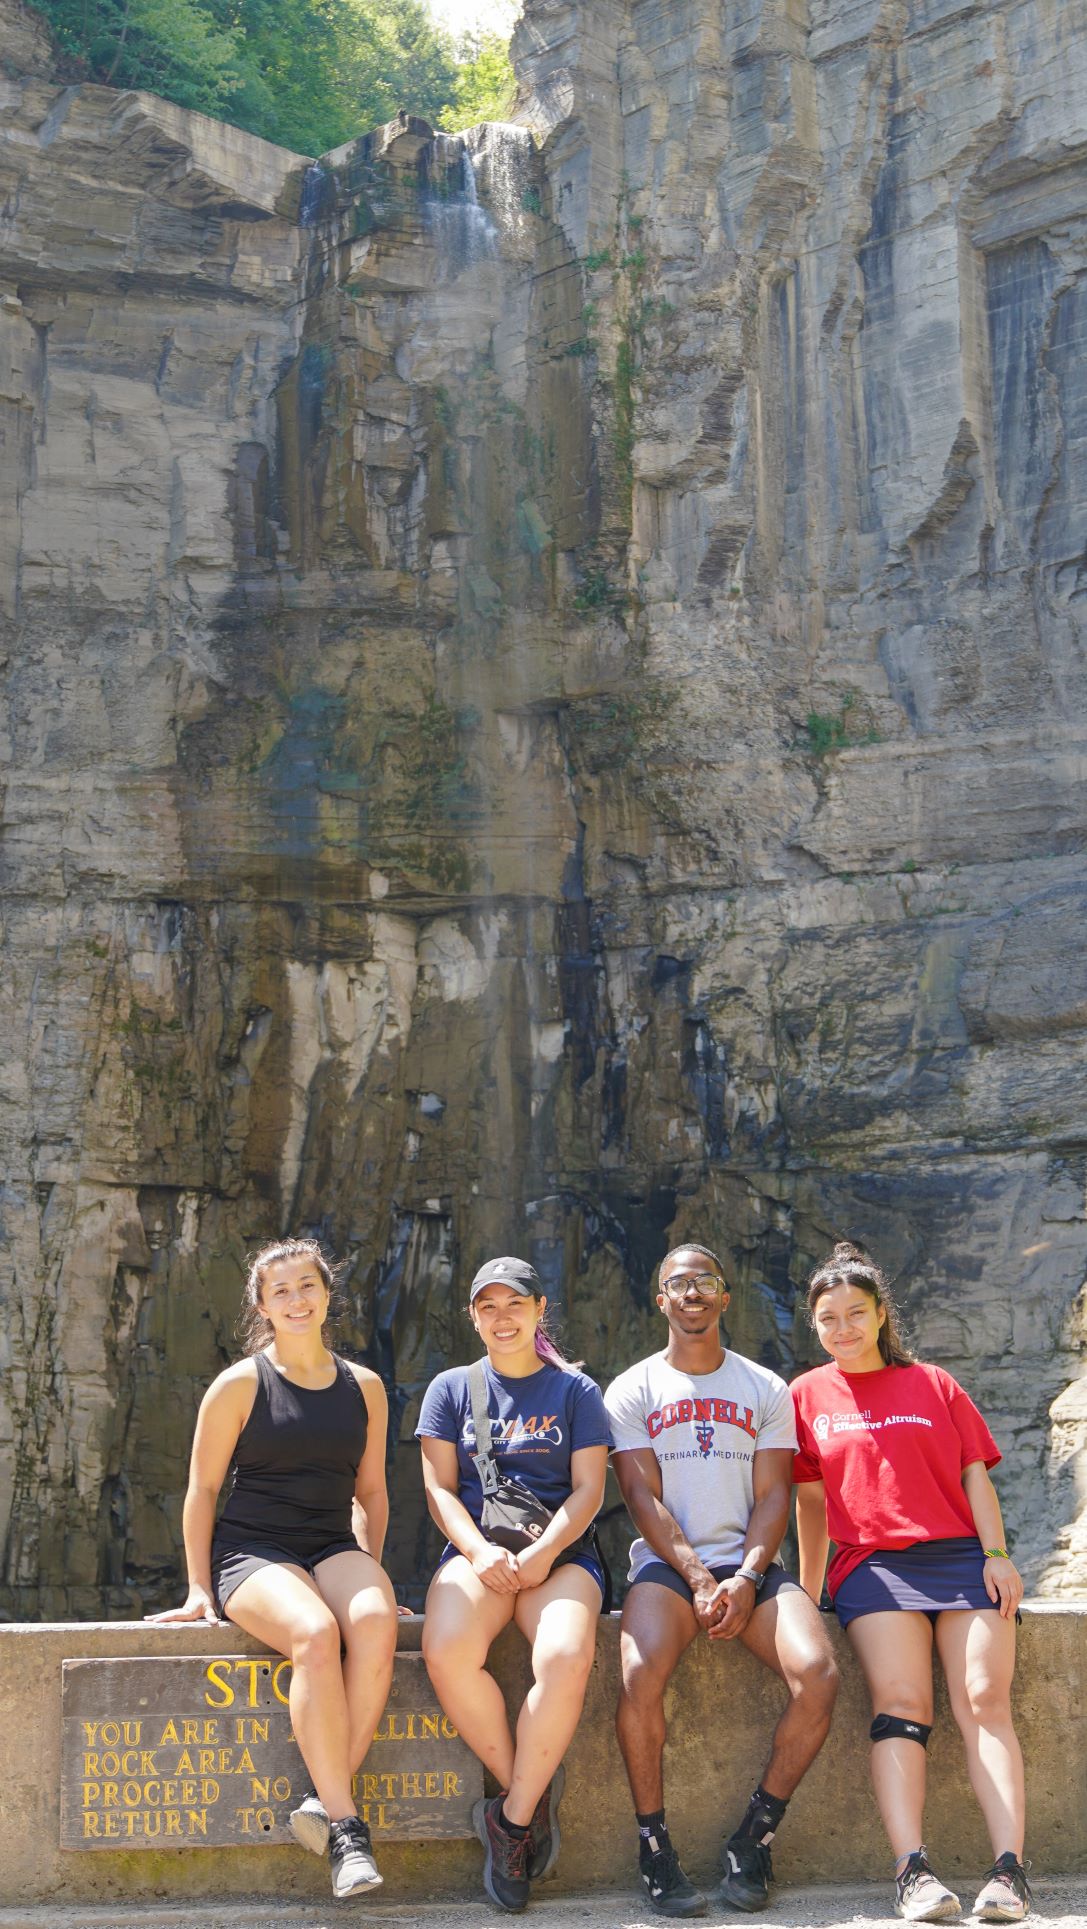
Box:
[467,1416,563,1448]
[647,1398,757,1443]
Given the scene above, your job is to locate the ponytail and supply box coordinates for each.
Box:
[806,1240,915,1367]
[534,1323,572,1370]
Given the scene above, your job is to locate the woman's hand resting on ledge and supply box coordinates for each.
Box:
[145,1583,221,1625]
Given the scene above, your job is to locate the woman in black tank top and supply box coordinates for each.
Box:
[150,1238,398,1900]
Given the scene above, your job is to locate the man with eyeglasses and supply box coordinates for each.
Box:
[604,1242,838,1917]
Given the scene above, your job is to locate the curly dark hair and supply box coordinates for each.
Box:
[805,1240,914,1367]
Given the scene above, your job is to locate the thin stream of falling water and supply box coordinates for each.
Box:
[422,134,498,268]
[363,119,552,1594]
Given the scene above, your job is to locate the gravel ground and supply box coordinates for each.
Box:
[3,1882,1086,1929]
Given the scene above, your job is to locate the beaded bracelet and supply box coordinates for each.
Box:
[983,1546,1009,1559]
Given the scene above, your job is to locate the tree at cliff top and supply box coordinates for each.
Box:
[447,28,515,124]
[31,0,513,150]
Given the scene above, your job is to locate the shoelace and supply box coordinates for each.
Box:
[644,1842,684,1894]
[496,1817,532,1879]
[331,1818,373,1855]
[898,1851,940,1901]
[984,1855,1032,1903]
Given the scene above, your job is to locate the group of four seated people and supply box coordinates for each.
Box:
[156,1234,1030,1925]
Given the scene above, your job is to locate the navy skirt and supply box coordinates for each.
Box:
[834,1536,1001,1629]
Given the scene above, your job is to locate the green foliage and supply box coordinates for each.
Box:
[29,0,510,155]
[614,334,635,506]
[444,30,515,129]
[36,0,242,110]
[584,248,613,272]
[572,567,623,612]
[567,682,677,774]
[804,692,881,758]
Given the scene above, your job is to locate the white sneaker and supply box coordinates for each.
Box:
[288,1790,330,1855]
[896,1851,962,1922]
[972,1855,1032,1922]
[328,1815,383,1898]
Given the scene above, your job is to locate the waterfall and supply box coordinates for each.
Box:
[422,134,497,269]
[299,161,329,227]
[466,123,534,233]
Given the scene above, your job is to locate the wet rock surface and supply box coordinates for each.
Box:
[1,0,1086,1614]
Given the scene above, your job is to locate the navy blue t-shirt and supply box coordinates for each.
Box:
[415,1358,612,1525]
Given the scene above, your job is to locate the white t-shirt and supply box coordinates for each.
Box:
[604,1349,798,1581]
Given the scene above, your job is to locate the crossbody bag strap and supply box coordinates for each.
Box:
[468,1358,500,1496]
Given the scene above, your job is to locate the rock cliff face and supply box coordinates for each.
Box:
[1,0,1086,1612]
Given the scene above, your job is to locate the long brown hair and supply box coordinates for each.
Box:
[806,1240,915,1367]
[237,1237,337,1355]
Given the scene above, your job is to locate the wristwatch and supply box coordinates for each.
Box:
[735,1566,765,1591]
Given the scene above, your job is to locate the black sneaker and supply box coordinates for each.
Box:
[719,1834,774,1911]
[528,1762,565,1880]
[972,1854,1032,1922]
[288,1789,330,1856]
[639,1829,708,1917]
[328,1815,382,1899]
[473,1794,532,1912]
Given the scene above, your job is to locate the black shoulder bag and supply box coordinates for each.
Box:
[468,1359,612,1609]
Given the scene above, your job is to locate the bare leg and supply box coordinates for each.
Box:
[314,1549,399,1773]
[737,1584,839,1801]
[848,1610,935,1862]
[225,1563,356,1820]
[936,1609,1024,1858]
[422,1556,518,1788]
[503,1563,601,1825]
[615,1581,699,1814]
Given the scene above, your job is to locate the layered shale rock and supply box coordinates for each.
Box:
[1,0,1085,1610]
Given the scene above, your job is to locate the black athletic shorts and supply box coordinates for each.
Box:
[627,1559,803,1608]
[212,1537,362,1615]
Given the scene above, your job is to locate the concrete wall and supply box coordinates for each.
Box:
[2,1606,1081,1907]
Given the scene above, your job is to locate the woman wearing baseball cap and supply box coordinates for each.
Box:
[416,1256,611,1912]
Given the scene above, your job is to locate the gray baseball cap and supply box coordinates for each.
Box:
[469,1255,541,1302]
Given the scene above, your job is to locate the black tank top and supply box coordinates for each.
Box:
[214,1350,368,1555]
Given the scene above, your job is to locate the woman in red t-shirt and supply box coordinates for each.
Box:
[792,1242,1030,1926]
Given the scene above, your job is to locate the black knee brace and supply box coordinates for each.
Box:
[870,1713,932,1747]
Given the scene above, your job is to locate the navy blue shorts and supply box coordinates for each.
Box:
[628,1559,802,1608]
[436,1543,607,1605]
[834,1537,1005,1629]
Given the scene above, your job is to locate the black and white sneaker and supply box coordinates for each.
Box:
[328,1815,382,1899]
[719,1834,774,1911]
[639,1831,708,1917]
[289,1789,330,1856]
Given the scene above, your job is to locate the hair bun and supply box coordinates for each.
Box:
[829,1240,870,1266]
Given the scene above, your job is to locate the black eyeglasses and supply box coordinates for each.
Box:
[661,1273,724,1301]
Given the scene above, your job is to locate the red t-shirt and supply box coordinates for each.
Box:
[791,1360,1000,1598]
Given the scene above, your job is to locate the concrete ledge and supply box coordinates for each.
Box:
[2,1607,1083,1907]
